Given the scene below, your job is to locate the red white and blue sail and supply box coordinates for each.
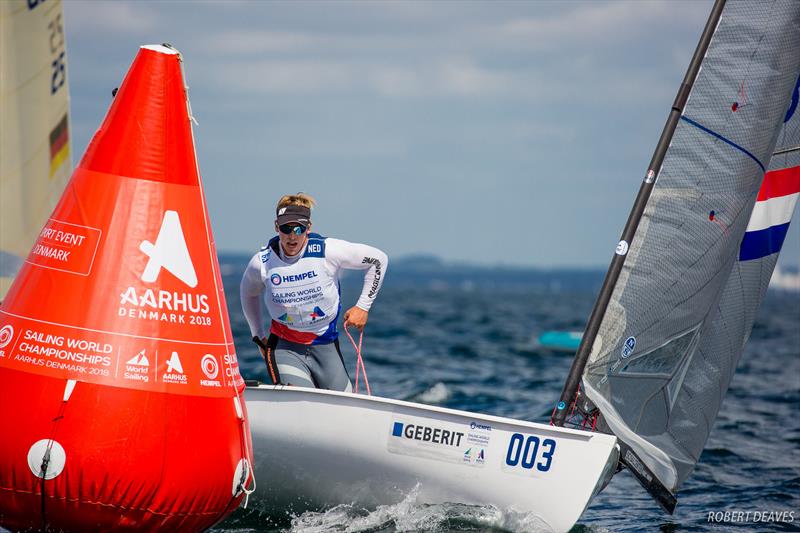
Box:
[740,74,800,261]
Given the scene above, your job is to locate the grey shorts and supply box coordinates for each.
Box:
[263,334,352,392]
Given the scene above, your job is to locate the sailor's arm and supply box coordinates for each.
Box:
[325,238,388,329]
[240,254,268,339]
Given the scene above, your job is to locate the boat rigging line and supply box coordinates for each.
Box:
[345,326,371,395]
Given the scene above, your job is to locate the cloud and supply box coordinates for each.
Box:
[494,0,709,49]
[64,1,158,34]
[206,57,514,97]
[187,0,707,103]
[367,60,513,97]
[436,59,511,96]
[210,60,354,92]
[205,30,318,54]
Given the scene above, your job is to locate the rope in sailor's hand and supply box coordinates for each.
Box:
[344,326,371,395]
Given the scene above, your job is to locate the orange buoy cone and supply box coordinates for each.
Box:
[0,44,253,531]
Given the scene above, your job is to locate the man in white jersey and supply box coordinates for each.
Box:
[240,193,388,391]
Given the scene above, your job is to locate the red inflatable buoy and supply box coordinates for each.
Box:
[0,44,253,531]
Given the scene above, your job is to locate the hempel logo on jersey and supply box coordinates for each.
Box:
[271,270,319,285]
[118,211,212,325]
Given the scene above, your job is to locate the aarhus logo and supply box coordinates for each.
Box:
[139,211,197,287]
[463,448,486,464]
[166,351,184,374]
[270,273,282,286]
[163,351,188,384]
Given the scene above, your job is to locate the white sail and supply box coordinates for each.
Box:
[580,0,800,496]
[0,0,72,298]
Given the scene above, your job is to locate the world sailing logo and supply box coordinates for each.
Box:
[139,211,197,288]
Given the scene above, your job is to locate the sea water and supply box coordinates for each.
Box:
[215,256,799,533]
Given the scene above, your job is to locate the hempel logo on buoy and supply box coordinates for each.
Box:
[140,211,197,288]
[201,354,218,379]
[200,354,221,387]
[0,325,14,350]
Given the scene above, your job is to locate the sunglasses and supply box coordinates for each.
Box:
[278,224,308,235]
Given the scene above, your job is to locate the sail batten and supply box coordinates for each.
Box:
[570,0,800,500]
[679,116,766,171]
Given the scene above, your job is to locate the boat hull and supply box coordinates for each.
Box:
[245,385,618,532]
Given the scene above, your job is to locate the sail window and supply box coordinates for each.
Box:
[618,326,701,378]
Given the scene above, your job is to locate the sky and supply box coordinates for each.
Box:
[62,0,799,268]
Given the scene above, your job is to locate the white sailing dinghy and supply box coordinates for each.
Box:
[0,0,72,298]
[245,1,800,529]
[246,387,618,531]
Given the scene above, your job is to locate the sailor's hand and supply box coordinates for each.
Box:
[343,306,368,331]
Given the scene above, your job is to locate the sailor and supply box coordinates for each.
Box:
[240,193,388,391]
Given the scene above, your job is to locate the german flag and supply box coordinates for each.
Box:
[49,114,69,177]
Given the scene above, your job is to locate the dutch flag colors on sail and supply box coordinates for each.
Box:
[739,165,800,261]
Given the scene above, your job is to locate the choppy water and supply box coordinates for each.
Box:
[215,258,800,532]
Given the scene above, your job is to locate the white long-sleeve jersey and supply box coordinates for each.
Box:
[240,234,387,344]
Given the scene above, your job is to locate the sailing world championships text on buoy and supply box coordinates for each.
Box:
[0,43,252,531]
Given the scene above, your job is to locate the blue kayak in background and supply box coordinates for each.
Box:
[537,330,583,353]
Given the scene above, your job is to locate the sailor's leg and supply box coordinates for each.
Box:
[274,338,315,388]
[307,339,352,392]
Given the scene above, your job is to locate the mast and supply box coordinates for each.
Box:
[551,0,727,428]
